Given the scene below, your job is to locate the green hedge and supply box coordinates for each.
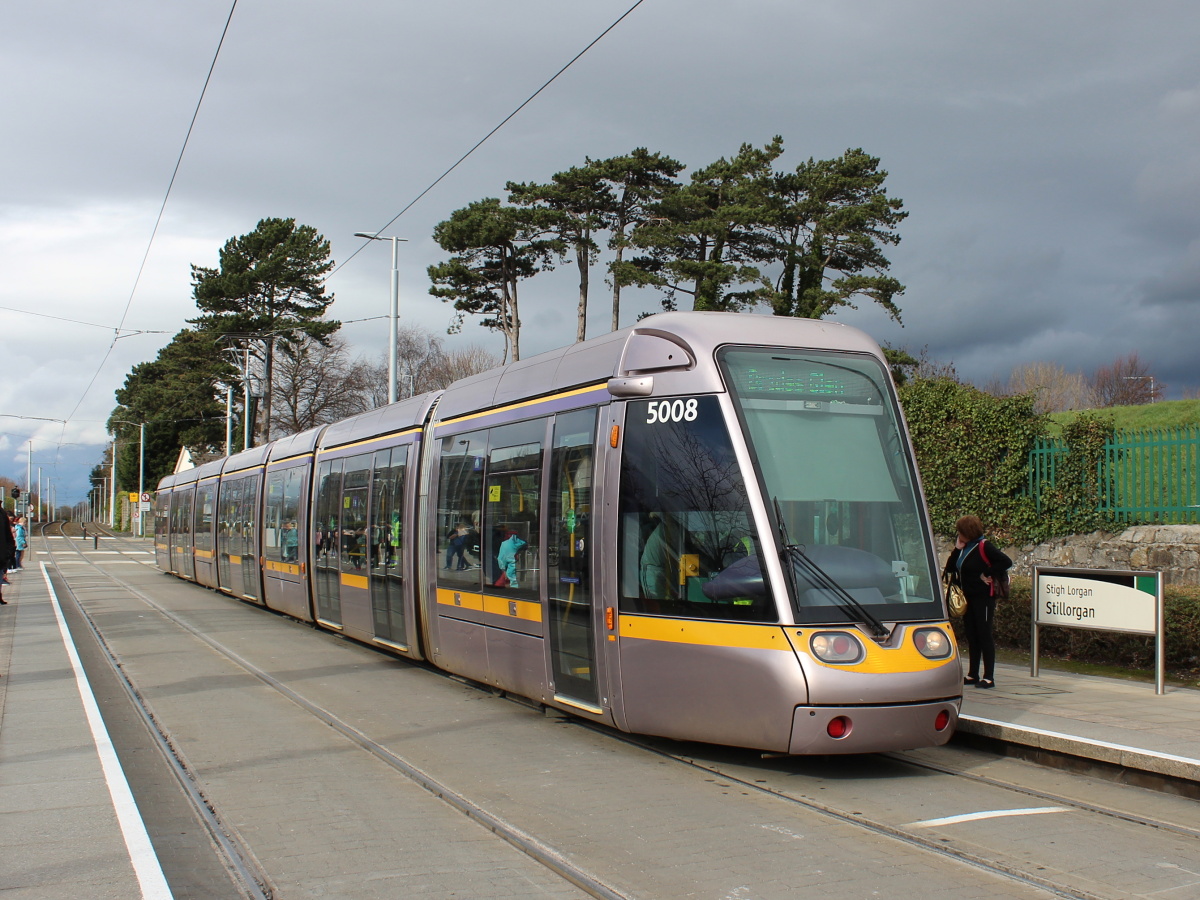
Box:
[898,375,1119,545]
[950,577,1200,684]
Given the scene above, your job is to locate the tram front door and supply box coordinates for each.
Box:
[546,410,600,710]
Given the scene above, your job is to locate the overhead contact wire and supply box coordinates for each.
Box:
[339,0,648,272]
[65,0,240,426]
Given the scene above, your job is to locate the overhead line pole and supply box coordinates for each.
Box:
[354,232,407,404]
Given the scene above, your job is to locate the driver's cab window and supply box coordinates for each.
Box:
[618,395,775,622]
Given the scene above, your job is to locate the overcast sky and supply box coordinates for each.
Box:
[5,0,1200,506]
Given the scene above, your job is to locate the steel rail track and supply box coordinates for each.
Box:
[583,729,1119,900]
[38,523,631,900]
[41,523,1200,900]
[39,522,275,900]
[882,751,1200,840]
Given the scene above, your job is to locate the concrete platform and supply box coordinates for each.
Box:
[4,536,1199,897]
[958,660,1200,787]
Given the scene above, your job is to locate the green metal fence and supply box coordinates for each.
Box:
[1028,426,1200,524]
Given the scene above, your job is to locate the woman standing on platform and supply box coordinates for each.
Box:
[0,505,14,602]
[943,515,1011,689]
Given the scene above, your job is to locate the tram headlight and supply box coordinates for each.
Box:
[913,627,953,660]
[809,631,865,664]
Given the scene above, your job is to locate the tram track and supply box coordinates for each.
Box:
[38,523,627,900]
[605,729,1200,900]
[39,524,1200,900]
[39,522,276,900]
[885,750,1200,841]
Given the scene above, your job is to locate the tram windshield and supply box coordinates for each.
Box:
[719,347,941,625]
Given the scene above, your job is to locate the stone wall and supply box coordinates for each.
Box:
[938,525,1200,586]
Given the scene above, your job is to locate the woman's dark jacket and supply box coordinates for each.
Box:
[0,509,14,569]
[944,539,1012,604]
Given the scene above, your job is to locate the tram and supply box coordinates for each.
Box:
[155,311,962,754]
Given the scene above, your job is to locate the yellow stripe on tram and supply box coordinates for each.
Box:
[619,616,792,651]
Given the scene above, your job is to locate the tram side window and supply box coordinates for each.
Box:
[315,460,341,568]
[264,472,285,562]
[618,395,774,622]
[154,496,169,543]
[263,469,302,564]
[219,476,254,557]
[370,447,406,571]
[314,459,343,621]
[282,468,302,563]
[224,478,242,548]
[482,419,545,601]
[341,455,371,572]
[237,475,259,556]
[172,492,193,538]
[437,431,486,591]
[195,484,215,554]
[217,478,240,583]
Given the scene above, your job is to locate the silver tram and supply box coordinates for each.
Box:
[155,312,962,754]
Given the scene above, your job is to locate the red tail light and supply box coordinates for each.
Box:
[826,716,852,739]
[934,709,951,731]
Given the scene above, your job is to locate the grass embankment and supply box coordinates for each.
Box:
[1048,399,1200,434]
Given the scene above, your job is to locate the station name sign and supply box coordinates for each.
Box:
[1037,571,1157,634]
[1032,566,1165,693]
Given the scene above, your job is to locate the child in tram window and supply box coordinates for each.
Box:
[495,531,527,589]
[281,522,298,562]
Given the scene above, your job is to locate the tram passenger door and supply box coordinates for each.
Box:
[369,446,408,650]
[193,482,217,587]
[154,493,171,570]
[314,459,344,626]
[263,466,308,619]
[546,410,600,709]
[239,474,261,601]
[170,490,195,579]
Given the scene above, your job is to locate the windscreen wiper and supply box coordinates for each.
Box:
[773,498,889,639]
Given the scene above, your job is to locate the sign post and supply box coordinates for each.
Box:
[1032,567,1165,694]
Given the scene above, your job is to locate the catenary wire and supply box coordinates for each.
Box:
[62,0,240,428]
[39,1,643,498]
[338,0,648,273]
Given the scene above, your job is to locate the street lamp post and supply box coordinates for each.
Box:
[354,232,408,404]
[110,437,117,528]
[91,477,106,524]
[113,420,146,535]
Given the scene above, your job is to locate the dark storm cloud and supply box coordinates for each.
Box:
[5,0,1200,502]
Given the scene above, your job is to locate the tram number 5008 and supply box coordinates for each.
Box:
[645,398,699,424]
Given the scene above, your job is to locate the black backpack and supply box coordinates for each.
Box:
[979,541,1010,599]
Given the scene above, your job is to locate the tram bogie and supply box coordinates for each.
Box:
[154,312,961,755]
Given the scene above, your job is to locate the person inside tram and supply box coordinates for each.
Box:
[463,516,480,567]
[639,513,679,603]
[281,521,299,562]
[387,511,401,568]
[495,530,527,588]
[445,522,469,570]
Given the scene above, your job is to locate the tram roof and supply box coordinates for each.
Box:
[268,423,326,464]
[316,391,441,452]
[434,311,884,421]
[222,443,271,474]
[192,457,226,482]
